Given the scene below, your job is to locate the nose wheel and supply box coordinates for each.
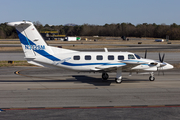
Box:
[149,72,155,81]
[149,76,155,81]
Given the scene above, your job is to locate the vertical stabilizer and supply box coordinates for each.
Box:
[8,21,53,58]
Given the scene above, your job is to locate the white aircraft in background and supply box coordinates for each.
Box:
[8,21,174,83]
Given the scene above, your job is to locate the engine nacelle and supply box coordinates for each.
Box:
[132,62,173,71]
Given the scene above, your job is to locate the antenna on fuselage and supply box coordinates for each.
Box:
[104,48,108,52]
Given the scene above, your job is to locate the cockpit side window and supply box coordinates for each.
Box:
[128,54,135,59]
[135,54,141,59]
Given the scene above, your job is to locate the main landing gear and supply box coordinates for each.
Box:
[115,68,122,83]
[149,72,155,81]
[102,68,123,84]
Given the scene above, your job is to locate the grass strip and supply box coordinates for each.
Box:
[0,61,34,67]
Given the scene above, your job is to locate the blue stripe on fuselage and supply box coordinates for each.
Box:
[17,30,60,61]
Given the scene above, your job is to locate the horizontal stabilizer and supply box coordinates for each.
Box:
[7,21,32,27]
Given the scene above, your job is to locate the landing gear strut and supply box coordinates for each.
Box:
[115,68,122,84]
[102,72,109,81]
[149,72,155,81]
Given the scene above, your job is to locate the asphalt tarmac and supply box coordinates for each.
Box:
[0,42,180,119]
[0,66,180,119]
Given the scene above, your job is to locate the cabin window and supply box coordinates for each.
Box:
[118,55,124,60]
[108,55,114,60]
[85,55,91,60]
[96,55,103,60]
[73,55,80,60]
[128,54,135,59]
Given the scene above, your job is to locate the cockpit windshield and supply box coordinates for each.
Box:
[134,54,141,59]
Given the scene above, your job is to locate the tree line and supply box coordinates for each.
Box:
[1,21,180,40]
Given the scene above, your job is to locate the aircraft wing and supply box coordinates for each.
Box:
[122,60,149,64]
[92,60,154,72]
[93,63,126,72]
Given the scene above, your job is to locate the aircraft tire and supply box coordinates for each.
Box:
[115,78,122,84]
[102,72,109,81]
[149,76,155,81]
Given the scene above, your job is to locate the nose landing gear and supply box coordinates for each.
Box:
[149,72,155,81]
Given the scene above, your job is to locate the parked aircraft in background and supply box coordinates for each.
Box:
[8,21,174,83]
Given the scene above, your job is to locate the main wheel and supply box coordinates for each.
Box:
[115,78,122,84]
[149,76,155,81]
[102,72,109,81]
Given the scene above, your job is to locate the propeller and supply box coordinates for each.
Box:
[144,49,147,59]
[159,53,165,63]
[158,53,165,75]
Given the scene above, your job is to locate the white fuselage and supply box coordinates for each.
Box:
[33,50,173,72]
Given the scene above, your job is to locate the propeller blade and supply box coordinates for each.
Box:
[161,53,165,63]
[144,49,147,59]
[159,53,165,63]
[159,53,162,62]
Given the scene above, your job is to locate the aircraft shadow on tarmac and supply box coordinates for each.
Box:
[0,75,149,86]
[71,75,149,86]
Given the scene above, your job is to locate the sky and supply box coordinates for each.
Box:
[1,0,180,26]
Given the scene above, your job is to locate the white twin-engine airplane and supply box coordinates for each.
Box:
[8,21,174,83]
